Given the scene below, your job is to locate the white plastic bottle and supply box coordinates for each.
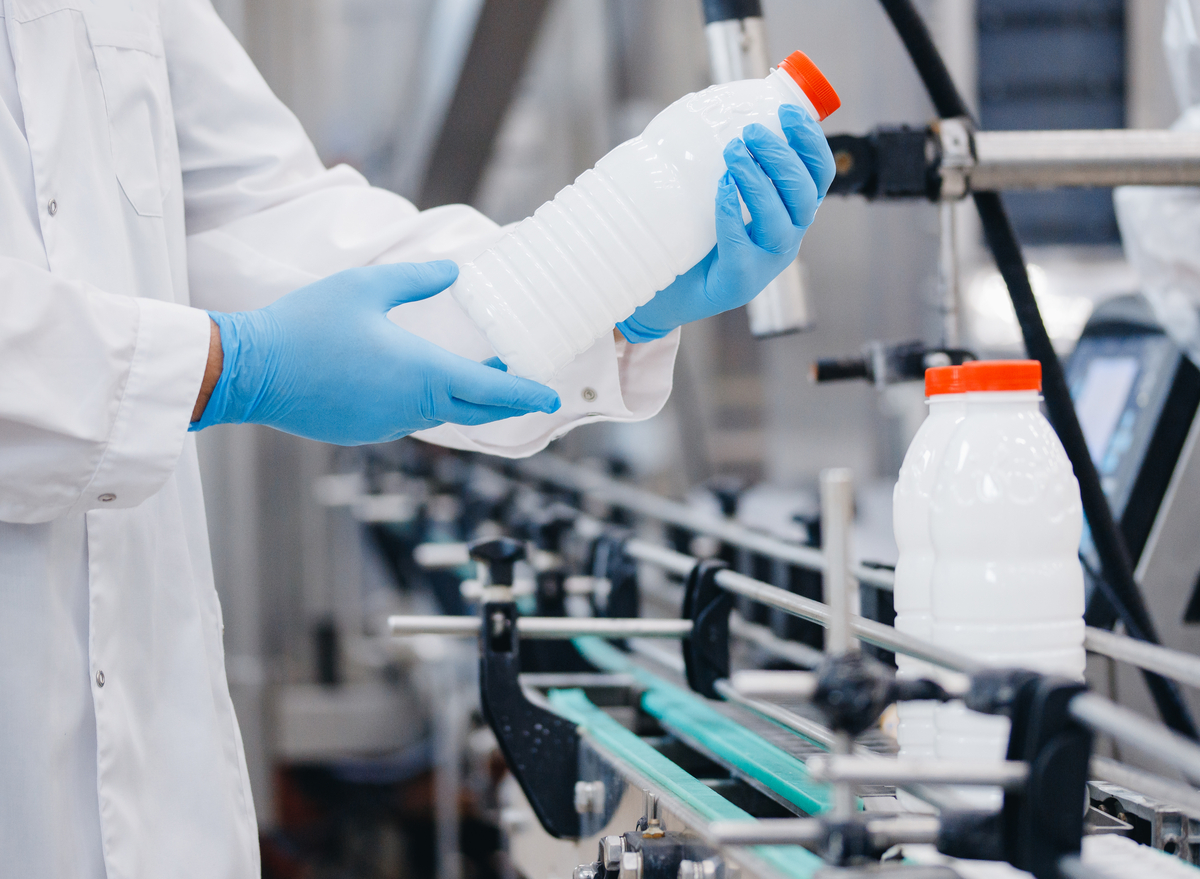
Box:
[892,365,966,765]
[929,360,1086,808]
[451,51,840,382]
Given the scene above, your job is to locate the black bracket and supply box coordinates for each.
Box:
[682,559,732,699]
[936,670,1093,879]
[1000,675,1092,878]
[591,532,640,620]
[479,600,583,838]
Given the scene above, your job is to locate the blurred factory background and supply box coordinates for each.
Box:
[188,1,1185,875]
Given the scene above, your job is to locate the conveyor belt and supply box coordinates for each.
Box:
[547,688,826,879]
[572,638,836,815]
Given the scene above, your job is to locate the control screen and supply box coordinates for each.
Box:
[1075,355,1140,465]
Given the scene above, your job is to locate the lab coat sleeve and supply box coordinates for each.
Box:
[163,0,679,458]
[0,257,211,524]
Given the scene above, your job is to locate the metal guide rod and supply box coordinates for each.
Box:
[821,468,855,655]
[1070,693,1200,782]
[713,680,982,815]
[624,538,985,674]
[969,129,1200,190]
[806,754,1029,789]
[729,612,825,669]
[707,815,940,847]
[514,457,896,589]
[387,615,693,639]
[1085,626,1200,692]
[1089,755,1200,818]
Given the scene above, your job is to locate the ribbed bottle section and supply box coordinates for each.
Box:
[452,163,680,382]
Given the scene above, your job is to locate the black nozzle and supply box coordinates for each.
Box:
[533,504,578,554]
[702,0,763,25]
[469,537,526,587]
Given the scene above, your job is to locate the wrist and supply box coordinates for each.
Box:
[189,311,244,431]
[191,317,224,424]
[616,312,673,343]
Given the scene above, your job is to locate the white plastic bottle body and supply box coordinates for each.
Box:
[451,68,818,382]
[892,394,966,762]
[929,390,1085,806]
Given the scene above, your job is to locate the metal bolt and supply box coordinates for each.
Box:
[581,387,597,403]
[641,789,663,836]
[619,851,642,879]
[574,780,605,814]
[574,866,599,879]
[98,493,116,503]
[95,670,105,687]
[490,611,508,639]
[47,198,57,216]
[600,836,624,871]
[678,860,723,879]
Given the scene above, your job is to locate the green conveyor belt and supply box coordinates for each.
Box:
[571,637,834,815]
[547,687,825,879]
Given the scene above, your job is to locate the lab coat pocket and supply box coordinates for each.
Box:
[92,39,173,218]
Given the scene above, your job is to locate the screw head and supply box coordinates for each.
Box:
[600,836,624,871]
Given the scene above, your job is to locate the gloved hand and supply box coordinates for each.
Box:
[191,260,561,444]
[616,104,836,342]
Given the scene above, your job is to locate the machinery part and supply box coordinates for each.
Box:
[819,468,854,658]
[479,600,585,838]
[876,0,1199,741]
[575,780,607,815]
[1070,694,1200,784]
[810,653,952,737]
[701,0,813,338]
[810,340,975,388]
[470,536,526,590]
[418,0,554,208]
[708,815,940,848]
[828,124,1200,199]
[470,537,615,839]
[517,456,897,590]
[1086,628,1200,691]
[1002,676,1094,879]
[682,559,733,699]
[526,506,593,672]
[626,538,984,674]
[591,532,641,619]
[806,755,1029,789]
[388,615,694,639]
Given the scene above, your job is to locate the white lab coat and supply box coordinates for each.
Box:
[0,0,678,876]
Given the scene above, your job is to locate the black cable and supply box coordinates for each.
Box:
[877,0,1198,737]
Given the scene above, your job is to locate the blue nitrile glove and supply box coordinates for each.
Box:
[616,104,836,342]
[190,260,561,444]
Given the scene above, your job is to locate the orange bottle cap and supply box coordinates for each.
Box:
[779,51,841,121]
[925,365,963,397]
[961,359,1042,393]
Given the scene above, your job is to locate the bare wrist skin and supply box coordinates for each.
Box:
[191,318,224,423]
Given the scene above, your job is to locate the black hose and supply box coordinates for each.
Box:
[877,0,1198,738]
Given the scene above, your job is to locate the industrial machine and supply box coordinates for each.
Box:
[344,450,1200,879]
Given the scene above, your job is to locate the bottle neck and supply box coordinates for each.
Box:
[965,390,1042,409]
[768,67,819,121]
[927,393,965,407]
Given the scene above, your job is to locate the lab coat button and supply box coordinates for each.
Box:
[98,493,116,502]
[47,198,57,216]
[95,670,105,687]
[581,387,597,403]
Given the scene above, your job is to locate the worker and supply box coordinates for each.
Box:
[0,1,834,876]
